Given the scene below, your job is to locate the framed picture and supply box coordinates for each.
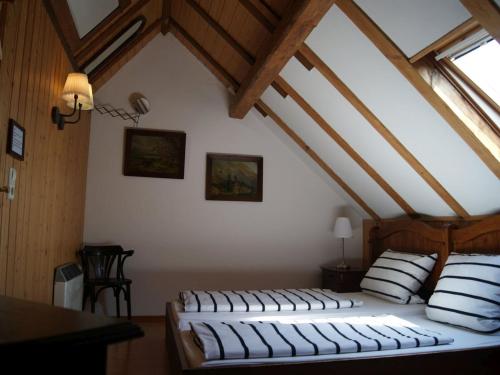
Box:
[206,153,263,202]
[123,128,186,179]
[6,119,25,161]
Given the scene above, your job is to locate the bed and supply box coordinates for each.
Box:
[165,216,500,374]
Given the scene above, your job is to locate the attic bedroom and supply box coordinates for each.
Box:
[0,0,499,374]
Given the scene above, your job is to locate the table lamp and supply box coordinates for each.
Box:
[334,217,352,269]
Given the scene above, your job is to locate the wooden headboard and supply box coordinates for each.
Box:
[366,215,500,292]
[451,215,500,254]
[367,220,448,291]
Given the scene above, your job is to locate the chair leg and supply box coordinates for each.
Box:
[115,288,121,318]
[126,284,131,320]
[82,287,87,311]
[90,287,96,314]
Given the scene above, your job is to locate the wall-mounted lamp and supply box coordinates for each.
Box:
[51,73,93,130]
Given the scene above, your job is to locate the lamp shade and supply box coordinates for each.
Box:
[333,217,352,238]
[61,73,91,104]
[67,83,94,110]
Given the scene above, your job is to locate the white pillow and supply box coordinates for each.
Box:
[426,253,500,334]
[361,249,437,304]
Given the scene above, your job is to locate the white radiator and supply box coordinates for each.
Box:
[53,263,83,311]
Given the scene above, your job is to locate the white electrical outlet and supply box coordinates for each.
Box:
[7,167,16,201]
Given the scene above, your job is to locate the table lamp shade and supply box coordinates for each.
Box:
[333,217,352,238]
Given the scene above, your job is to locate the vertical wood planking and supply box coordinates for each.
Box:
[0,0,91,304]
[0,0,23,294]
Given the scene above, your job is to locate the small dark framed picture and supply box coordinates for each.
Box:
[123,128,186,179]
[206,153,263,202]
[6,119,25,161]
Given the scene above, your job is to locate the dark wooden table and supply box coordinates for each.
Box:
[0,295,143,374]
[321,265,366,292]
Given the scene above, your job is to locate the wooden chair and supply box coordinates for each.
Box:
[79,245,134,319]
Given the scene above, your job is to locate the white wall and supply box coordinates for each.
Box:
[84,34,363,316]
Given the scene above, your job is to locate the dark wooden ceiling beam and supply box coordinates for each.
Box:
[460,0,500,44]
[337,0,500,179]
[238,0,316,72]
[230,0,334,119]
[91,19,161,89]
[161,0,170,35]
[186,0,255,65]
[169,18,240,90]
[239,0,276,32]
[73,0,152,64]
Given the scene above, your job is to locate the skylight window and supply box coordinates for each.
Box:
[452,39,500,106]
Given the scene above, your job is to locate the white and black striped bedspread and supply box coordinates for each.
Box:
[191,315,454,360]
[181,289,363,312]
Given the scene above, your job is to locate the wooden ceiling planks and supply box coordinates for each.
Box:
[229,0,335,119]
[259,0,289,18]
[172,0,249,83]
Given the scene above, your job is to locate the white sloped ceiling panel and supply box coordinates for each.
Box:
[255,109,371,219]
[305,7,500,215]
[281,58,455,216]
[262,87,405,219]
[355,0,471,57]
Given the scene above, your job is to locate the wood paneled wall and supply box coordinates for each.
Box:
[0,0,90,304]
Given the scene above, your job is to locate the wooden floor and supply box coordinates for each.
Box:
[107,320,170,375]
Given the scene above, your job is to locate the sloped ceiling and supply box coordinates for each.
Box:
[266,3,499,218]
[48,0,500,219]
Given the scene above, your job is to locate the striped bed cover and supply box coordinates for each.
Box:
[181,289,363,312]
[191,315,454,360]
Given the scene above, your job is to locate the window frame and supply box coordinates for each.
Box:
[411,18,500,158]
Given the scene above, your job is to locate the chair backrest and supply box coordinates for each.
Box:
[79,245,126,281]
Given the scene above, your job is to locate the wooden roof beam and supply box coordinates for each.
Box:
[299,45,469,218]
[169,18,240,90]
[238,0,316,71]
[185,0,255,65]
[460,0,500,44]
[161,0,170,35]
[168,18,378,219]
[185,0,464,217]
[229,0,335,119]
[274,76,416,216]
[337,0,500,179]
[256,100,380,220]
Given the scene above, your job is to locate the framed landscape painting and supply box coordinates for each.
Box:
[206,153,263,202]
[123,128,186,179]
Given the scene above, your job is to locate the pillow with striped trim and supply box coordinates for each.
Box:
[426,253,500,334]
[360,249,437,304]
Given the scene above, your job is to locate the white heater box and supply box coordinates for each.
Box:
[53,263,83,311]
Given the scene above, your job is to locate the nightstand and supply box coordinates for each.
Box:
[321,266,366,292]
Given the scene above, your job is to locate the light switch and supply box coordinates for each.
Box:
[7,167,16,201]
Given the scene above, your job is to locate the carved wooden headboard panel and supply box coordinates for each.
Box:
[368,220,448,291]
[451,215,500,254]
